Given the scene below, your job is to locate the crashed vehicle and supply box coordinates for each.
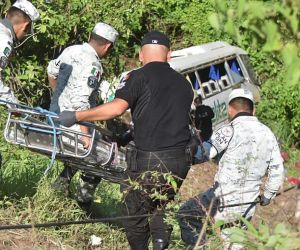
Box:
[3,41,260,182]
[169,41,260,127]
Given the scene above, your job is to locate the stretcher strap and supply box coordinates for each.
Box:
[19,106,59,175]
[34,107,58,175]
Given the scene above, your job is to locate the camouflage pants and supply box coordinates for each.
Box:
[57,164,101,203]
[0,80,18,106]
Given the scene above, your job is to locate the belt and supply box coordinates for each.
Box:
[137,147,186,159]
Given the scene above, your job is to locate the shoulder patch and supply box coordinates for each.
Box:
[117,73,130,90]
[91,66,101,80]
[55,59,61,67]
[211,124,234,154]
[87,76,98,89]
[3,46,11,57]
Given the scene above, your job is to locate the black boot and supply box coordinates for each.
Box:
[153,239,168,250]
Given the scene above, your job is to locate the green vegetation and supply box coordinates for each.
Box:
[210,0,300,147]
[226,218,300,250]
[0,0,299,249]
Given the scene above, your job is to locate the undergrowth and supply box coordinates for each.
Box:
[0,178,128,249]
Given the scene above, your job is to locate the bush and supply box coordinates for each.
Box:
[256,73,300,148]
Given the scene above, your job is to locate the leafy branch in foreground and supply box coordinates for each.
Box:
[209,0,300,85]
[216,217,300,250]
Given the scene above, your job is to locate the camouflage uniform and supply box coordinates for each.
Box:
[48,43,103,130]
[48,43,103,203]
[0,20,18,104]
[0,0,39,105]
[179,115,284,249]
[48,23,118,205]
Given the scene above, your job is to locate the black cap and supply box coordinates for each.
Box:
[141,31,170,48]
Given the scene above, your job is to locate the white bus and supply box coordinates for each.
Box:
[169,41,260,127]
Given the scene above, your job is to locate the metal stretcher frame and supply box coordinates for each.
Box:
[4,106,127,183]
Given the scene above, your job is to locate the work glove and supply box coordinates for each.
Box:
[259,195,271,206]
[58,110,77,127]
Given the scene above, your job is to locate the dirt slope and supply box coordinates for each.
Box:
[180,162,300,228]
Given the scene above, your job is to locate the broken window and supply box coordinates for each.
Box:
[226,58,245,85]
[185,72,200,90]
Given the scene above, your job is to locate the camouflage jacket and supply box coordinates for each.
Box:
[0,19,15,100]
[209,114,284,220]
[47,43,103,113]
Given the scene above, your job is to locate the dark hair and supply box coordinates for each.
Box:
[229,97,254,113]
[194,96,202,105]
[7,6,31,24]
[90,32,112,46]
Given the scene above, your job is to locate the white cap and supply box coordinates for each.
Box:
[92,22,119,45]
[228,88,254,104]
[13,0,40,22]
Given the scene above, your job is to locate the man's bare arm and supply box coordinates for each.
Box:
[48,74,57,91]
[76,98,129,122]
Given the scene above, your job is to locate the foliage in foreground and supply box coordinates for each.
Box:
[210,0,300,147]
[226,218,300,250]
[0,178,128,249]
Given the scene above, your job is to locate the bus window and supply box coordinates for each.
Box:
[219,75,230,89]
[225,58,245,85]
[202,85,210,95]
[186,72,200,90]
[197,62,231,96]
[228,58,244,77]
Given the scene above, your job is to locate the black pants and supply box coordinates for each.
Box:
[121,148,191,250]
[178,188,219,247]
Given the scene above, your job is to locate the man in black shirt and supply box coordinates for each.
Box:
[193,95,214,141]
[58,31,193,250]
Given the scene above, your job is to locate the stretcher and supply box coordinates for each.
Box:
[3,104,127,183]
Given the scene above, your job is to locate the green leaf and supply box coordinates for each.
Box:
[265,235,278,247]
[40,24,47,33]
[208,13,220,31]
[240,217,259,238]
[262,21,282,51]
[215,0,227,13]
[213,219,225,229]
[274,223,289,236]
[237,0,246,18]
[258,222,270,241]
[228,228,246,243]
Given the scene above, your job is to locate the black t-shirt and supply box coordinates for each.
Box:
[194,105,215,141]
[115,61,193,151]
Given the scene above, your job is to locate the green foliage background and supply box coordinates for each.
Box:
[0,0,299,248]
[1,0,298,145]
[0,0,298,195]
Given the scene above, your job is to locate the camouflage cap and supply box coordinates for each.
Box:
[12,0,40,34]
[92,22,119,45]
[12,0,40,22]
[228,88,254,104]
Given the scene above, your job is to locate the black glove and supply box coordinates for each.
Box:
[58,110,77,127]
[259,195,271,206]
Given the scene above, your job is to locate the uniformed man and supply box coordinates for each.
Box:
[47,22,118,208]
[0,0,39,105]
[57,31,194,250]
[178,88,285,249]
